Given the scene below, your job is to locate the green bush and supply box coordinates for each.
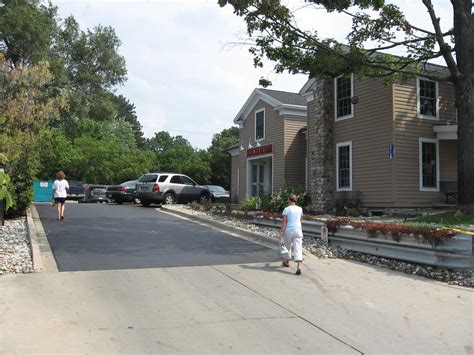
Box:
[335,191,362,217]
[7,148,39,217]
[242,196,261,211]
[270,187,311,212]
[0,172,14,211]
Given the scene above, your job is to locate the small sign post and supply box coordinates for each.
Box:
[321,226,329,244]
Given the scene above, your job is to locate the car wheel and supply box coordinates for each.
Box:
[199,193,210,205]
[117,200,123,205]
[163,193,175,205]
[141,200,151,207]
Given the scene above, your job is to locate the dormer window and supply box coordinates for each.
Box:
[417,78,438,119]
[335,75,354,120]
[255,108,265,141]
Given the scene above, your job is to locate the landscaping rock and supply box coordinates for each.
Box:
[0,218,34,275]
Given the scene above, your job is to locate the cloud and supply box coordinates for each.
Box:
[55,0,454,149]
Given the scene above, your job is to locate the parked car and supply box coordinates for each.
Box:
[67,180,85,202]
[136,173,210,207]
[83,185,109,203]
[204,185,230,203]
[106,180,139,204]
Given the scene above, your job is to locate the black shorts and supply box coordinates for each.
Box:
[54,197,67,204]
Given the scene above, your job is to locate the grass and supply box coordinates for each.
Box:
[408,211,474,226]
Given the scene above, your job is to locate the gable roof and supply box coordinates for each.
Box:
[234,88,306,124]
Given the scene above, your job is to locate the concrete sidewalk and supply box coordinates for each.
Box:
[1,252,472,353]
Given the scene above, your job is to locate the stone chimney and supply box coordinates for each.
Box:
[306,78,335,213]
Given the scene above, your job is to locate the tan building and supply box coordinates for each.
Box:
[228,88,307,202]
[229,73,457,211]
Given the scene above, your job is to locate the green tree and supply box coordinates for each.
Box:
[0,0,57,68]
[219,0,474,212]
[207,126,239,189]
[111,94,145,148]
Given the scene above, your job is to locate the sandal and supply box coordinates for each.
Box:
[281,261,290,267]
[295,269,301,275]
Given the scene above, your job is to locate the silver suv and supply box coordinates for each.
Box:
[136,173,210,207]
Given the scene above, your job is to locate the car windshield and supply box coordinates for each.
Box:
[138,174,158,183]
[207,185,226,192]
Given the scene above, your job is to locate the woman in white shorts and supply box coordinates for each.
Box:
[278,193,304,275]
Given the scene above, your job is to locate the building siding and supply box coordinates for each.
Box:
[230,154,239,201]
[284,117,306,189]
[238,100,285,202]
[393,79,457,207]
[333,77,394,208]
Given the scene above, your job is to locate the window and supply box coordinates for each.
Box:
[250,163,265,196]
[158,175,168,182]
[417,78,438,119]
[335,75,353,120]
[138,174,158,183]
[336,142,352,191]
[419,138,439,191]
[180,176,195,186]
[255,109,265,141]
[170,176,181,184]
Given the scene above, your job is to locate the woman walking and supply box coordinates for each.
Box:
[278,194,304,275]
[52,171,69,221]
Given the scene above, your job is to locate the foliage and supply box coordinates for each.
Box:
[242,196,261,211]
[5,142,39,216]
[335,191,362,217]
[145,131,211,184]
[326,219,456,247]
[0,172,14,211]
[207,126,239,189]
[270,187,310,212]
[408,211,474,227]
[0,0,57,67]
[0,60,68,135]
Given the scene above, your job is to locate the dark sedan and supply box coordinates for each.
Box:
[205,185,230,203]
[106,180,139,204]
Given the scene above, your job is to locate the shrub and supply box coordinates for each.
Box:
[335,191,362,216]
[270,187,311,212]
[242,196,261,211]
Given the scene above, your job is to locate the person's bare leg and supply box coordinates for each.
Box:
[60,203,65,219]
[56,203,61,220]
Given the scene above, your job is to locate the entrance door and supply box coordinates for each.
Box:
[250,158,273,197]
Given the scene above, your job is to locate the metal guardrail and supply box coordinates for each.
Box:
[253,218,473,271]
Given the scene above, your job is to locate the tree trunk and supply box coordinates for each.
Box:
[453,0,474,213]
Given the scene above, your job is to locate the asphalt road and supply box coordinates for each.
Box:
[34,202,277,272]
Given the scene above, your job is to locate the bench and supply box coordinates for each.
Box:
[440,181,457,204]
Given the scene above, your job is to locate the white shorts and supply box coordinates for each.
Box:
[283,230,303,262]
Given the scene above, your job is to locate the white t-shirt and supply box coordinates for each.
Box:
[282,205,303,233]
[53,179,69,198]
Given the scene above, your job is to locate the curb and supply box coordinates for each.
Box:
[26,205,58,272]
[159,206,280,248]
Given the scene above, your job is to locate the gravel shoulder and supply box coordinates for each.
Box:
[0,217,33,275]
[162,204,473,288]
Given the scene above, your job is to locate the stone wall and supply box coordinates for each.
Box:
[307,79,335,213]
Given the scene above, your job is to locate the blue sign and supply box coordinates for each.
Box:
[389,144,395,160]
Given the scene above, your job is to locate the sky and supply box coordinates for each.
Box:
[54,0,453,149]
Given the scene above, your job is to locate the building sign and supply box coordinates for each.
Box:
[389,144,395,160]
[247,144,272,158]
[40,181,49,188]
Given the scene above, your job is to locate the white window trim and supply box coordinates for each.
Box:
[336,141,353,192]
[334,74,354,121]
[419,138,440,192]
[254,108,265,142]
[417,77,439,120]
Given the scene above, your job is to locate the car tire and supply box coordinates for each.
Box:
[199,193,210,205]
[163,193,175,205]
[141,200,151,207]
[117,201,123,205]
